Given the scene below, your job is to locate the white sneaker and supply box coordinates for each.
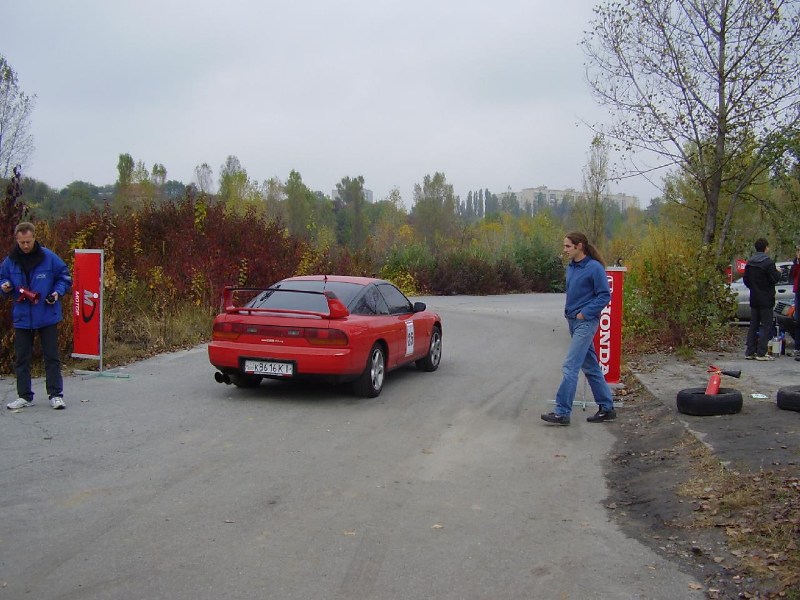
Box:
[7,398,33,409]
[50,396,66,410]
[755,355,775,361]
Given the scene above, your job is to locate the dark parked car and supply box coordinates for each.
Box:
[774,299,796,341]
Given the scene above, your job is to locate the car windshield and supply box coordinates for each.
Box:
[247,280,365,312]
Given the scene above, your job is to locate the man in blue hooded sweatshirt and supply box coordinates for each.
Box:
[1,222,72,409]
[541,231,615,426]
[743,237,782,361]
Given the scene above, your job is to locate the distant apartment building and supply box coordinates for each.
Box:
[517,186,639,211]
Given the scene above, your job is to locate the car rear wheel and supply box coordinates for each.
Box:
[354,344,385,398]
[416,325,442,372]
[231,374,263,388]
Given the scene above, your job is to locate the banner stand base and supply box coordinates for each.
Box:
[550,399,625,410]
[548,377,626,410]
[73,368,131,380]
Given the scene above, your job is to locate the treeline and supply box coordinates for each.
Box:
[0,165,584,372]
[5,146,799,372]
[12,155,658,303]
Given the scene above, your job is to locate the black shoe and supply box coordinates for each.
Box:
[541,412,570,425]
[795,355,800,362]
[587,408,617,423]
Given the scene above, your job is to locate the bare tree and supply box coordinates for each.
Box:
[0,55,36,178]
[151,163,167,187]
[582,0,800,255]
[193,162,214,194]
[576,134,610,245]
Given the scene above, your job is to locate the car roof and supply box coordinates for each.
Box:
[280,275,387,286]
[731,260,793,284]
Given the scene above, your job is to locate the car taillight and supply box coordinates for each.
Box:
[213,322,348,346]
[305,328,349,346]
[213,321,242,340]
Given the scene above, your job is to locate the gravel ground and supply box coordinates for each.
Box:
[609,331,800,598]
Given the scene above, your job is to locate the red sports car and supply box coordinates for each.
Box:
[208,275,443,397]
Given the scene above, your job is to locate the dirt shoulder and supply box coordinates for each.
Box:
[607,345,800,599]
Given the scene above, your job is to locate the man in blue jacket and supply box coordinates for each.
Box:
[1,222,72,409]
[541,231,615,426]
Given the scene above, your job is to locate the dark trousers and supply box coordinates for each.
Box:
[746,305,775,357]
[14,325,63,401]
[795,293,800,347]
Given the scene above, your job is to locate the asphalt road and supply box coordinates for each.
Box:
[1,294,703,600]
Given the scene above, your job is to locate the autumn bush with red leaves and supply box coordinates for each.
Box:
[0,194,310,371]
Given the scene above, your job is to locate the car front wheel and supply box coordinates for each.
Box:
[354,344,385,398]
[416,325,442,372]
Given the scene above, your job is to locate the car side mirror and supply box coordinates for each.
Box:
[413,301,426,313]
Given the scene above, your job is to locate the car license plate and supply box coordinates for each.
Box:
[244,360,293,376]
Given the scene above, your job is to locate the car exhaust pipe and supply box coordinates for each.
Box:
[214,371,232,385]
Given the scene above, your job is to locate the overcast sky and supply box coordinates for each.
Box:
[5,0,663,208]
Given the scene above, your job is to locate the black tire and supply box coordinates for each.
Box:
[353,344,385,398]
[231,374,263,388]
[676,387,743,416]
[416,325,442,372]
[777,385,800,412]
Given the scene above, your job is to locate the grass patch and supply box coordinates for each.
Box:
[678,444,800,595]
[64,305,214,371]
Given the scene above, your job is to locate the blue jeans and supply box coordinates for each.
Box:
[14,325,63,401]
[554,316,614,417]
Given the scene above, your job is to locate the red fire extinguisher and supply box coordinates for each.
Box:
[705,365,742,395]
[705,367,721,394]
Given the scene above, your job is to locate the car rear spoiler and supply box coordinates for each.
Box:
[221,286,350,319]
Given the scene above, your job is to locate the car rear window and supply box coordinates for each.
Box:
[247,280,364,312]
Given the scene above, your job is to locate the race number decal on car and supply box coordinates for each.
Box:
[405,320,414,356]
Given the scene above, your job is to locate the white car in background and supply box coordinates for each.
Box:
[729,261,793,322]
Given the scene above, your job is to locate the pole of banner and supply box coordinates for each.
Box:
[71,249,130,380]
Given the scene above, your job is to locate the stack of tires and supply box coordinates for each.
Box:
[777,386,800,412]
[676,388,743,416]
[676,386,800,415]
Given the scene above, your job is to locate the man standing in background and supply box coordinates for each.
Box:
[743,237,781,361]
[790,246,800,361]
[0,222,72,409]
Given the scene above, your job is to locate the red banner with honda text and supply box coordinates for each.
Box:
[72,250,103,359]
[593,267,626,384]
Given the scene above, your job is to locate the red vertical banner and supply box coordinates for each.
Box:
[594,267,626,384]
[72,250,103,359]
